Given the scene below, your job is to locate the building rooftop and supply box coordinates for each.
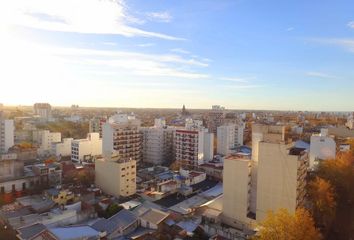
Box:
[50,226,99,240]
[91,209,137,235]
[139,208,169,225]
[17,223,47,239]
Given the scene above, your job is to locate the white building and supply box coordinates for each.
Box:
[222,124,308,230]
[102,113,142,162]
[33,103,52,121]
[89,117,107,138]
[175,119,213,168]
[0,113,14,154]
[217,125,235,155]
[95,153,136,197]
[52,138,73,158]
[207,105,225,134]
[346,112,354,130]
[71,133,102,163]
[35,130,61,156]
[217,124,244,155]
[309,129,336,168]
[140,118,176,165]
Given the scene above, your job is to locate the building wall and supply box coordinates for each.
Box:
[53,138,73,157]
[222,158,252,228]
[309,135,336,167]
[217,125,235,155]
[71,133,102,163]
[203,132,214,161]
[0,154,24,182]
[102,114,142,162]
[256,142,305,221]
[0,177,37,194]
[141,125,175,165]
[0,118,14,154]
[38,130,61,155]
[95,157,136,197]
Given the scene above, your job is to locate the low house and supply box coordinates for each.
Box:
[91,209,138,239]
[16,223,57,240]
[45,189,75,205]
[139,208,170,230]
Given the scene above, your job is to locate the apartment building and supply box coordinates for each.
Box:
[52,138,73,158]
[309,128,336,168]
[175,119,213,168]
[207,105,225,134]
[102,113,142,162]
[89,117,107,138]
[140,118,176,165]
[71,133,102,163]
[95,153,136,197]
[33,103,52,121]
[217,124,244,155]
[34,130,61,156]
[222,124,308,230]
[0,112,14,154]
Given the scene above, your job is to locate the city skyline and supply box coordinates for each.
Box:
[1,0,354,111]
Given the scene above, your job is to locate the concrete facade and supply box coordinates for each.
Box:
[95,154,136,197]
[71,133,102,163]
[0,114,14,154]
[141,118,175,165]
[102,113,142,162]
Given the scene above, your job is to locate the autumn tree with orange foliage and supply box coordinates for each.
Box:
[317,151,354,203]
[308,177,336,227]
[254,208,322,240]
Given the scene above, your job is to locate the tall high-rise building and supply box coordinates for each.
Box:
[95,153,136,197]
[0,112,14,154]
[207,105,225,134]
[89,117,107,138]
[140,118,176,165]
[217,125,235,155]
[33,103,52,121]
[217,124,244,155]
[102,113,142,163]
[222,124,308,230]
[175,118,213,168]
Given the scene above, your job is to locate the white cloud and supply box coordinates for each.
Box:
[286,27,294,32]
[220,77,253,83]
[171,48,190,54]
[1,0,183,40]
[347,21,354,29]
[311,38,354,53]
[146,11,172,23]
[137,43,155,47]
[306,71,335,79]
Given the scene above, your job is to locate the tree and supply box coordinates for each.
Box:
[308,177,336,227]
[317,152,354,203]
[105,203,123,218]
[254,208,321,240]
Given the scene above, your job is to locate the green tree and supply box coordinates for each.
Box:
[105,203,123,218]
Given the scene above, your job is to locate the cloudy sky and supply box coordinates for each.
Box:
[0,0,353,110]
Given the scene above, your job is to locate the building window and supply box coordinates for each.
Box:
[0,186,4,194]
[12,184,16,192]
[22,182,26,190]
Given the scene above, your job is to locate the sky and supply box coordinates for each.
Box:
[0,0,353,111]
